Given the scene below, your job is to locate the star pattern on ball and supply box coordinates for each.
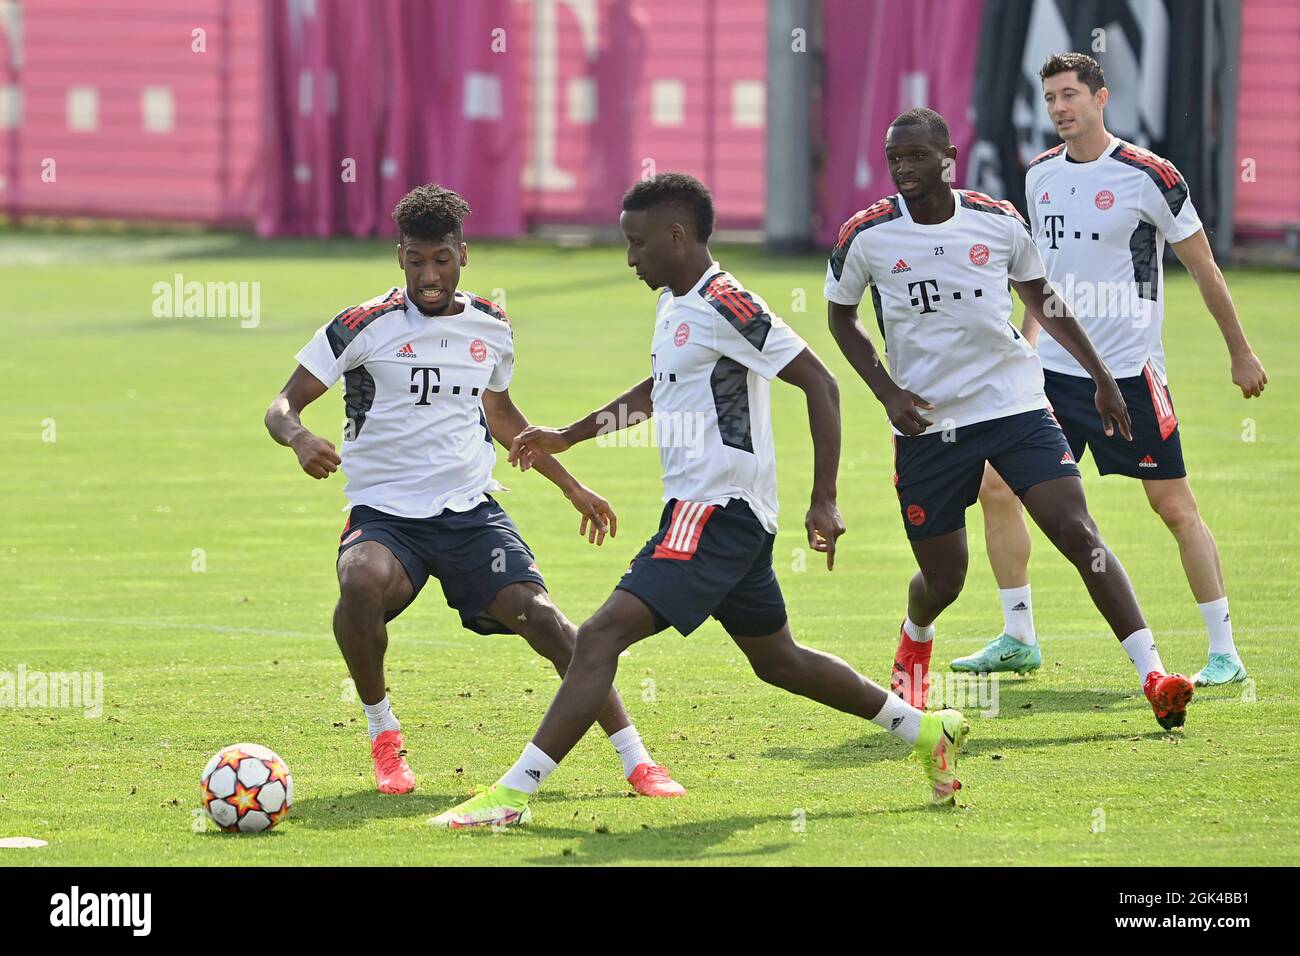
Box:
[266,758,290,785]
[218,748,249,770]
[230,781,262,817]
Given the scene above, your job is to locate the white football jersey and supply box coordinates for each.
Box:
[295,287,514,519]
[649,263,807,534]
[1025,136,1203,381]
[824,190,1050,435]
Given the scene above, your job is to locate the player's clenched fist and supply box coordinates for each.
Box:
[509,425,572,471]
[291,433,341,479]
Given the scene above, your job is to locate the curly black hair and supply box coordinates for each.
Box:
[392,184,471,243]
[621,172,714,241]
[1040,52,1106,94]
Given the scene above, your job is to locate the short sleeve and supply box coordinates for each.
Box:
[712,308,807,381]
[1008,217,1048,282]
[824,232,873,305]
[487,328,514,392]
[1140,172,1202,244]
[295,320,371,389]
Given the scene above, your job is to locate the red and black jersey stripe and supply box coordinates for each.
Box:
[1027,144,1065,170]
[1111,142,1188,217]
[469,295,510,324]
[829,196,903,280]
[326,288,406,357]
[700,272,771,350]
[958,190,1030,232]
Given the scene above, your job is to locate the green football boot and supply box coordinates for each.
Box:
[949,633,1042,675]
[913,708,970,806]
[1192,652,1248,687]
[428,784,532,829]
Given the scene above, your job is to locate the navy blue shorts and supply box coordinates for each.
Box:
[893,408,1081,541]
[337,497,546,634]
[615,498,788,637]
[1043,367,1186,480]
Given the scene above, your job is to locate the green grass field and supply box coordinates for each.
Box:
[3,232,1298,865]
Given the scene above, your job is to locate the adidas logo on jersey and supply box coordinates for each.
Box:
[1139,455,1158,468]
[1060,451,1074,464]
[396,343,417,358]
[890,258,911,274]
[1040,191,1051,204]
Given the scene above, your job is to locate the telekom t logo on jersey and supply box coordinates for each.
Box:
[408,367,484,405]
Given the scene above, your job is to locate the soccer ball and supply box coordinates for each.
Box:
[200,743,294,833]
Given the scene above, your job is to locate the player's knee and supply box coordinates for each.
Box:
[572,619,625,667]
[1151,494,1200,535]
[1053,513,1102,563]
[926,566,967,606]
[336,552,388,609]
[748,645,800,687]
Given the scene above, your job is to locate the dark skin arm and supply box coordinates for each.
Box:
[827,301,934,436]
[264,365,342,478]
[508,375,654,466]
[1011,277,1132,440]
[776,348,846,570]
[482,387,617,546]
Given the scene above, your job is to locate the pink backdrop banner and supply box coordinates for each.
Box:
[258,0,522,237]
[818,0,985,246]
[0,0,263,224]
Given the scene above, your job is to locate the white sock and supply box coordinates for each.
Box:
[1197,597,1237,657]
[362,695,400,741]
[609,725,653,778]
[870,692,923,745]
[999,585,1037,645]
[903,615,935,643]
[1121,628,1165,680]
[499,742,558,795]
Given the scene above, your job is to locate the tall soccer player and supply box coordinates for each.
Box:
[264,184,683,798]
[826,108,1194,732]
[956,54,1267,686]
[431,173,971,829]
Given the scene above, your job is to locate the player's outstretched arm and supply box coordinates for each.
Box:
[483,388,616,545]
[264,365,341,479]
[1170,229,1268,398]
[777,348,846,570]
[1011,278,1132,441]
[508,375,654,469]
[827,301,934,435]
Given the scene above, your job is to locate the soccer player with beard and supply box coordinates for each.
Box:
[264,184,683,799]
[825,108,1193,732]
[957,54,1266,687]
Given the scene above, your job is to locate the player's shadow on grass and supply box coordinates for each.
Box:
[290,791,467,830]
[496,812,856,865]
[761,727,1162,770]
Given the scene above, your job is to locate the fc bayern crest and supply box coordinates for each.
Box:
[1095,190,1115,210]
[674,322,690,346]
[469,339,488,362]
[968,243,990,266]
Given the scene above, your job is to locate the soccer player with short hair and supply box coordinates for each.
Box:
[826,107,1193,731]
[264,184,683,798]
[956,53,1266,687]
[431,172,970,829]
